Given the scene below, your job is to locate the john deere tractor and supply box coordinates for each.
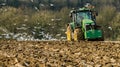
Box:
[66,4,104,41]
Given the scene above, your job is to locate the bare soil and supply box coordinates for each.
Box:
[0,40,120,67]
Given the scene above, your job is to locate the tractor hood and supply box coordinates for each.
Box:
[82,19,94,24]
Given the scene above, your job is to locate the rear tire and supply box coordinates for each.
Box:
[74,28,84,41]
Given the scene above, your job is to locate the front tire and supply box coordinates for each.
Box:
[66,25,72,41]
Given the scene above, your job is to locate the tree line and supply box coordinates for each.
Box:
[0,0,118,10]
[0,0,120,40]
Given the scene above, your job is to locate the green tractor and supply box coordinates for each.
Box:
[66,5,104,41]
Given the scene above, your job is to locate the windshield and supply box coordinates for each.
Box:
[76,12,92,26]
[77,12,92,20]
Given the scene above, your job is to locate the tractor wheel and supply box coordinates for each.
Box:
[66,25,72,41]
[74,28,83,41]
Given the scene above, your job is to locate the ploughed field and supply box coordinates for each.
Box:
[0,40,120,67]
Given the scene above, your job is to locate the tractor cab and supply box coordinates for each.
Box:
[69,9,97,30]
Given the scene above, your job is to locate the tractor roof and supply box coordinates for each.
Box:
[71,8,92,14]
[79,7,90,11]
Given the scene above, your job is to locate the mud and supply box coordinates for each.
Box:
[0,40,120,67]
